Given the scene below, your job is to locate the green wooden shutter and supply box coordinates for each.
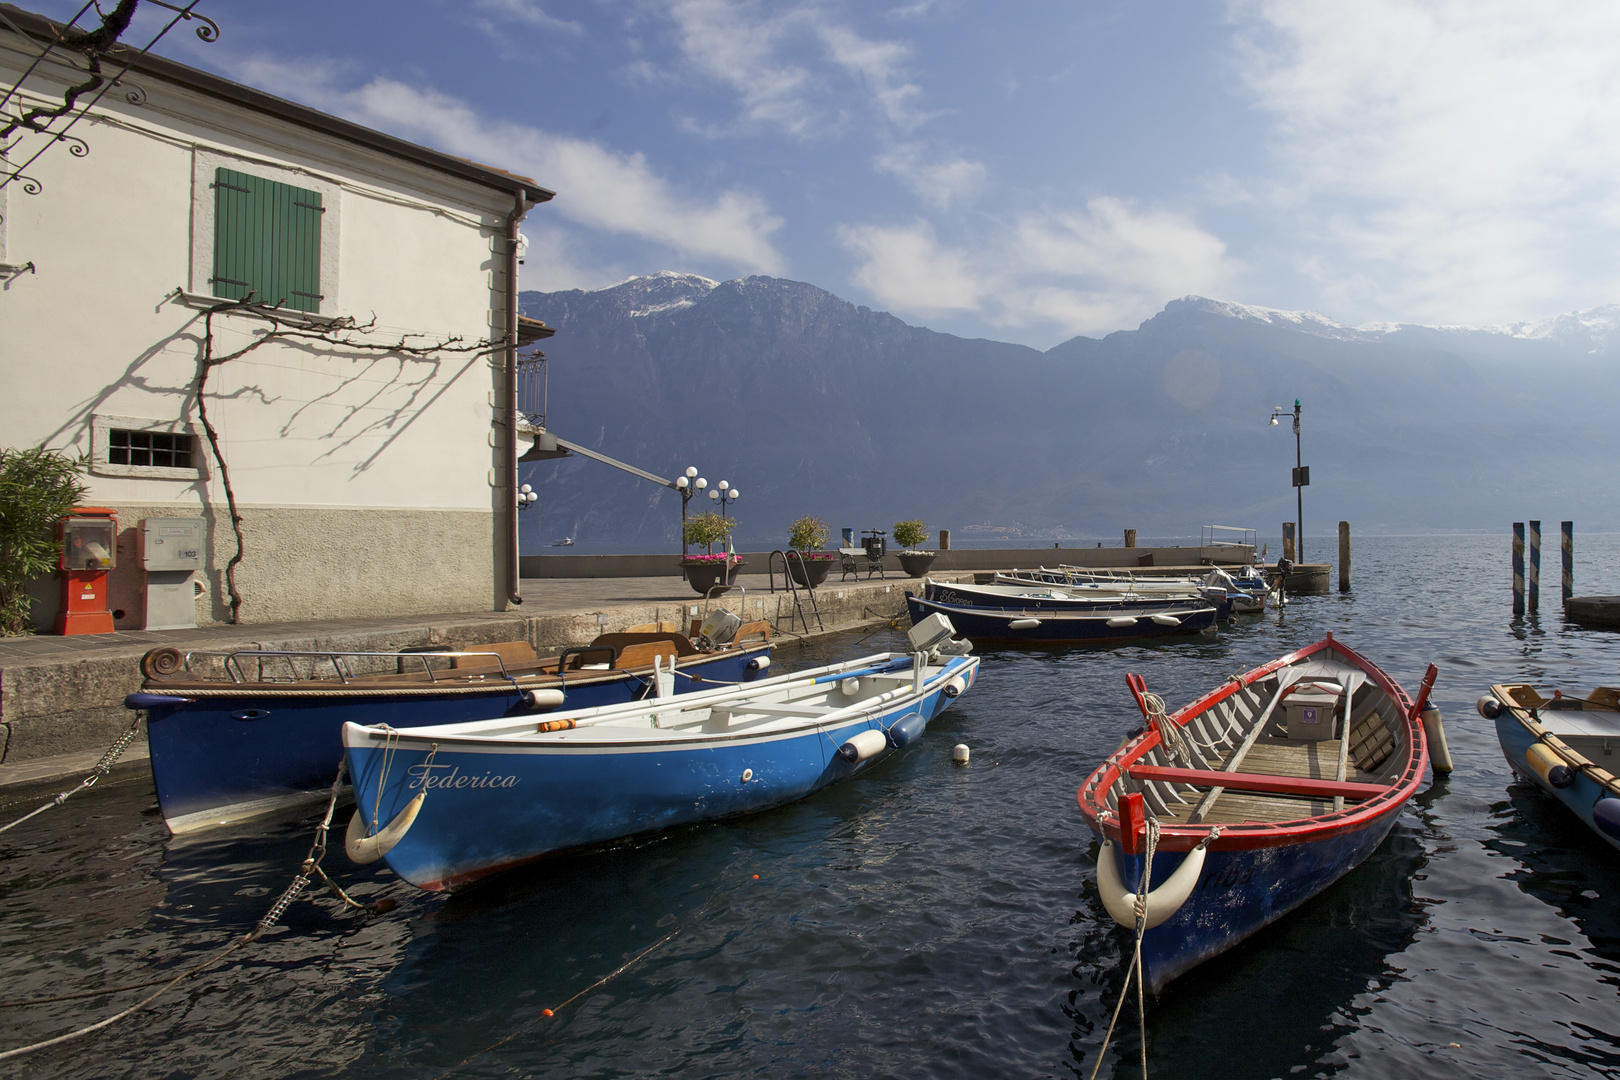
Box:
[212,167,324,312]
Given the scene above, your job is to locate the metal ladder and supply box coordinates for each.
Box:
[767,549,825,634]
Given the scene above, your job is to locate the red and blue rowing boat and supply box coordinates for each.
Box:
[1076,633,1439,992]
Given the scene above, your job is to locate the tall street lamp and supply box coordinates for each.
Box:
[675,466,706,559]
[1269,399,1306,562]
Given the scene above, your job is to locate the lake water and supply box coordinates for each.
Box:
[6,534,1620,1078]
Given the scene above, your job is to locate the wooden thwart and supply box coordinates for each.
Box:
[1128,764,1389,801]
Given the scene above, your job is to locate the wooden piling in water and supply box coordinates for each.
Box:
[1282,523,1296,562]
[1513,522,1526,614]
[1562,521,1573,603]
[1124,529,1137,548]
[939,529,950,551]
[1529,520,1541,611]
[1338,521,1350,592]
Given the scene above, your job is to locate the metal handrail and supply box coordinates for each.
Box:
[178,648,518,686]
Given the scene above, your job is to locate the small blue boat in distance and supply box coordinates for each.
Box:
[341,615,979,891]
[1481,682,1620,849]
[129,617,772,836]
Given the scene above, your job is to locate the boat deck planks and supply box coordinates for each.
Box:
[1150,739,1386,825]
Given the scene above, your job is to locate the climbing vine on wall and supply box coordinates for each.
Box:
[193,295,504,623]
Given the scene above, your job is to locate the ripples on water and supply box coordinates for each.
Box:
[7,536,1620,1078]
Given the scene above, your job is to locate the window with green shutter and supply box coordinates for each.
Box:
[211,167,324,312]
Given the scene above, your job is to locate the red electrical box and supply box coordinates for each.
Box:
[55,507,118,635]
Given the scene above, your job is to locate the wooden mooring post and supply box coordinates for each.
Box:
[1338,521,1350,592]
[1562,521,1573,603]
[1528,520,1542,611]
[1282,523,1296,562]
[1512,522,1525,614]
[1124,529,1137,548]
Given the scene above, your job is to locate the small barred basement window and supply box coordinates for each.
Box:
[109,429,194,469]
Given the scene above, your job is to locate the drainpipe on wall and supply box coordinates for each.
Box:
[504,190,528,607]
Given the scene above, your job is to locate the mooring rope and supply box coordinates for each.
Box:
[1141,691,1220,760]
[0,713,144,836]
[1090,816,1161,1080]
[0,759,387,1060]
[437,929,681,1076]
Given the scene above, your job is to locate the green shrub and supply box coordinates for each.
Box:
[892,519,928,550]
[683,511,736,554]
[788,515,830,552]
[0,445,89,636]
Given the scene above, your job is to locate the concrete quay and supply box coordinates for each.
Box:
[0,572,943,785]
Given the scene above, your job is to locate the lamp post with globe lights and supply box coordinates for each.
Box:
[674,466,707,560]
[709,479,740,522]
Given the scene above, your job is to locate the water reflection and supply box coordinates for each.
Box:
[1066,820,1430,1079]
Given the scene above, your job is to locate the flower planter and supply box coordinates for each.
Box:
[682,559,743,596]
[897,552,937,578]
[788,556,835,589]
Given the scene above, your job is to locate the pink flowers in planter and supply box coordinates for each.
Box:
[681,553,743,564]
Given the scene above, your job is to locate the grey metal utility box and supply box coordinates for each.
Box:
[139,517,205,630]
[139,518,205,571]
[1282,681,1342,741]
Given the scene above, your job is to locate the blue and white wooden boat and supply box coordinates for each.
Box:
[908,592,1217,643]
[927,578,1229,617]
[128,623,772,835]
[1077,634,1436,992]
[340,615,979,891]
[1481,682,1620,850]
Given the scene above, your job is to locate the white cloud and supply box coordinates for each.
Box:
[661,0,822,136]
[873,143,986,209]
[839,198,1240,337]
[837,221,984,312]
[231,59,786,275]
[1230,0,1620,322]
[655,1,935,134]
[469,0,584,34]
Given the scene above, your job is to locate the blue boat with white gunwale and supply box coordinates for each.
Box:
[341,616,979,892]
[1076,634,1437,992]
[907,592,1218,643]
[129,620,772,836]
[1481,682,1620,850]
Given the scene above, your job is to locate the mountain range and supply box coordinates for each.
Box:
[518,273,1620,552]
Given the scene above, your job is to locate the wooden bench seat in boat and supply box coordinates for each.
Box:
[1126,764,1388,801]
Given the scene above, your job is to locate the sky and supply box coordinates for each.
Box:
[40,0,1620,348]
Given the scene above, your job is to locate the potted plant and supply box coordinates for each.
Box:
[893,519,936,578]
[681,512,743,595]
[785,515,837,589]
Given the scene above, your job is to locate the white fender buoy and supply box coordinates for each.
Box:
[1421,706,1454,774]
[524,688,565,711]
[837,729,888,763]
[1150,614,1181,627]
[943,675,967,698]
[953,743,970,765]
[1106,617,1138,628]
[345,792,426,864]
[1095,837,1211,930]
[1007,618,1041,630]
[840,677,862,696]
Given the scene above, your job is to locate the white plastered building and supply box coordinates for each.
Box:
[0,5,554,628]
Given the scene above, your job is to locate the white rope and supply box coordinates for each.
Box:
[1142,691,1222,760]
[1090,816,1161,1080]
[0,760,382,1061]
